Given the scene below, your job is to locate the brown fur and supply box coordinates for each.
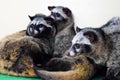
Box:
[36,55,95,80]
[0,34,55,77]
[0,13,56,77]
[0,36,37,77]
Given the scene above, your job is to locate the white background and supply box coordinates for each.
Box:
[0,0,120,39]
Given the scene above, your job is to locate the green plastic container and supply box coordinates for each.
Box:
[0,74,42,80]
[0,74,102,80]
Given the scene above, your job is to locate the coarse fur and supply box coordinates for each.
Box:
[0,14,56,77]
[35,6,95,80]
[68,17,120,80]
[36,55,95,80]
[26,14,56,67]
[48,6,75,57]
[0,37,38,77]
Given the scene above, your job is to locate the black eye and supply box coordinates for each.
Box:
[38,24,45,28]
[51,12,61,17]
[51,12,54,15]
[74,43,80,49]
[30,24,34,28]
[56,13,60,17]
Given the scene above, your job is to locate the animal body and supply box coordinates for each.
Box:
[48,6,75,57]
[26,14,56,67]
[68,17,120,80]
[0,14,56,77]
[36,55,95,80]
[36,6,95,80]
[0,37,39,77]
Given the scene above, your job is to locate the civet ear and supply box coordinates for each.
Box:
[48,6,55,11]
[45,17,55,25]
[84,31,98,43]
[63,8,72,17]
[28,15,35,21]
[75,26,81,33]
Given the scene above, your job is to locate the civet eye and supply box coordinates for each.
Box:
[30,24,34,28]
[56,13,60,17]
[51,12,54,15]
[74,43,80,49]
[52,12,61,17]
[38,24,45,28]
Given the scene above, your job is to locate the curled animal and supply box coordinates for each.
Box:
[0,14,56,77]
[68,17,120,80]
[36,55,95,80]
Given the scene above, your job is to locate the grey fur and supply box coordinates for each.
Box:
[68,17,120,80]
[102,17,120,34]
[27,14,56,38]
[26,14,57,66]
[48,6,75,57]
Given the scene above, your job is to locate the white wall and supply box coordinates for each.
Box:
[0,0,120,39]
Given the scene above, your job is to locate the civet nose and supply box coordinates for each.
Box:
[67,52,70,56]
[66,51,75,57]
